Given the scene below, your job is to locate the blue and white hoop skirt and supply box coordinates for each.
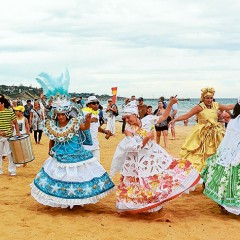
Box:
[30,118,115,208]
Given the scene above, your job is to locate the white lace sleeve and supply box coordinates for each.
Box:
[231,149,240,166]
[110,136,142,176]
[141,115,159,131]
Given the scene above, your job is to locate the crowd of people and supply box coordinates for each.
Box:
[1,76,240,216]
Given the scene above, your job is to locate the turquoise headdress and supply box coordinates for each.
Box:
[36,69,73,117]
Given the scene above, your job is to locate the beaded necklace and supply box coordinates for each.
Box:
[44,116,83,142]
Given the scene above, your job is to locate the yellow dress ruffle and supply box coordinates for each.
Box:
[180,102,225,172]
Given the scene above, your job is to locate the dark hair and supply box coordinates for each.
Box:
[98,105,103,110]
[55,112,72,121]
[0,98,10,108]
[27,99,31,103]
[17,101,23,106]
[232,103,240,119]
[147,105,152,109]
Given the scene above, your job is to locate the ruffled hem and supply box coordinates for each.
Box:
[42,157,108,182]
[146,183,198,213]
[117,169,200,213]
[222,205,240,215]
[53,156,97,168]
[30,183,115,208]
[203,189,240,213]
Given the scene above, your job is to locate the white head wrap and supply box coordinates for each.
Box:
[123,100,138,115]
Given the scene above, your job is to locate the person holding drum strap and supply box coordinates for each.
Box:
[13,105,30,135]
[13,105,31,167]
[0,98,21,176]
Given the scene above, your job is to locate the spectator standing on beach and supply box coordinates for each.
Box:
[82,96,112,162]
[137,97,148,119]
[76,96,85,109]
[17,99,23,106]
[169,87,234,173]
[24,99,33,123]
[29,100,44,144]
[223,110,232,128]
[169,96,178,140]
[98,105,105,126]
[0,98,21,176]
[159,96,167,109]
[131,95,136,101]
[122,98,131,133]
[105,98,117,135]
[40,94,52,120]
[11,100,17,108]
[144,106,153,117]
[154,101,169,148]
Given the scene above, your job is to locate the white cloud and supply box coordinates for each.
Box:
[0,0,240,98]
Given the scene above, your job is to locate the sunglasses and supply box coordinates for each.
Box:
[90,102,99,105]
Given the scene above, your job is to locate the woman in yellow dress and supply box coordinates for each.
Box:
[170,87,234,173]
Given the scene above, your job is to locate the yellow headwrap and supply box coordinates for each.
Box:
[200,87,215,101]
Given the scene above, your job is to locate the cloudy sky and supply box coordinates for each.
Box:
[0,0,240,98]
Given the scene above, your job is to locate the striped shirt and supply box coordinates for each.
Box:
[0,108,16,137]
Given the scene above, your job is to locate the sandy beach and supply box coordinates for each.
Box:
[1,122,240,240]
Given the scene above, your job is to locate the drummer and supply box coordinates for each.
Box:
[13,106,30,135]
[13,106,30,167]
[0,98,21,176]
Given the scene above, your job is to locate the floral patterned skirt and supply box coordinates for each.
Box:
[116,159,200,213]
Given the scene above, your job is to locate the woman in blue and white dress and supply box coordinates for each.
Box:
[30,70,115,208]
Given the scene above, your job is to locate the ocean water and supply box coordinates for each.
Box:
[19,98,237,126]
[111,98,237,126]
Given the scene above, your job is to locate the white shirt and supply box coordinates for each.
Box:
[82,109,100,151]
[13,117,27,135]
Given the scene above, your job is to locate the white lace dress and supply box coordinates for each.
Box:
[110,115,200,213]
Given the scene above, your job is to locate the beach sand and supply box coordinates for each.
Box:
[1,123,240,240]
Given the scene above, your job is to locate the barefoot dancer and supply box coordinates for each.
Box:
[31,70,115,208]
[110,99,200,214]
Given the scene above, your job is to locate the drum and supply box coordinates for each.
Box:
[9,134,35,164]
